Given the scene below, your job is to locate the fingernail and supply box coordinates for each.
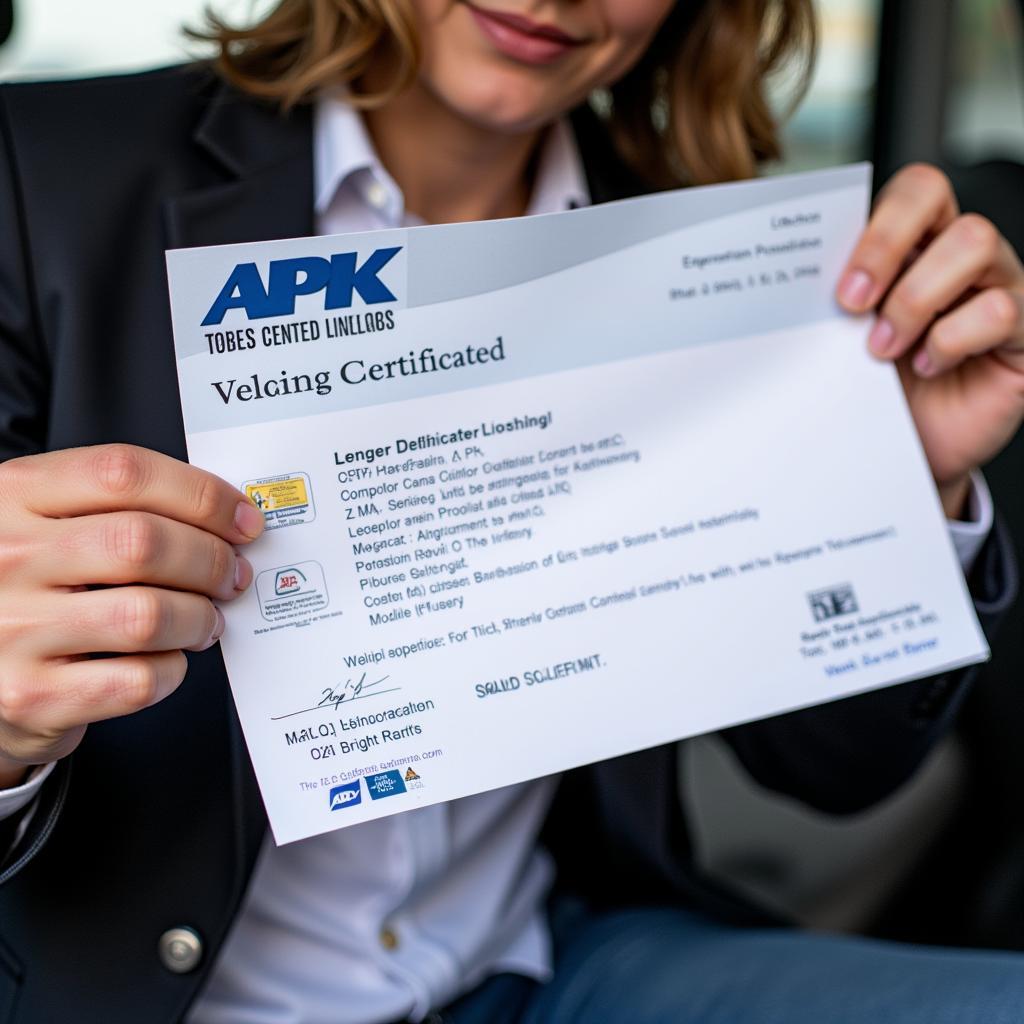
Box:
[868,318,896,357]
[233,555,253,592]
[839,269,873,308]
[234,500,264,540]
[913,349,935,378]
[201,607,226,650]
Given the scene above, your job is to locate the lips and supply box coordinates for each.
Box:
[464,3,585,65]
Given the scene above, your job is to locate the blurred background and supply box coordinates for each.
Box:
[2,0,1023,173]
[1,0,1023,954]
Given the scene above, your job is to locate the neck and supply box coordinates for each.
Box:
[362,83,542,225]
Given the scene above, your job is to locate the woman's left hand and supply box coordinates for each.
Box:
[837,163,1024,518]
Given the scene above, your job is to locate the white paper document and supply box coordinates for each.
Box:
[167,164,988,844]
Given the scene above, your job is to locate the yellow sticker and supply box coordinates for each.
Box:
[243,472,316,528]
[246,477,308,512]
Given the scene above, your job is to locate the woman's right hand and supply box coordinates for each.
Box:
[0,444,265,789]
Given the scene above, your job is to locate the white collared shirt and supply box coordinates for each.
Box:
[0,94,994,1024]
[186,98,588,1024]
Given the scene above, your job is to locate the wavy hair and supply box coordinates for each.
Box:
[189,0,816,187]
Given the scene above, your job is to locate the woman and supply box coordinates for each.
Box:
[0,1,1022,1021]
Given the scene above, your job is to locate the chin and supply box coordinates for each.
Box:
[425,61,579,136]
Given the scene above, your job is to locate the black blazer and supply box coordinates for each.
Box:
[0,66,1016,1024]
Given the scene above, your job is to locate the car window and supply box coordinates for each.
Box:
[0,0,262,79]
[944,0,1024,163]
[771,0,881,172]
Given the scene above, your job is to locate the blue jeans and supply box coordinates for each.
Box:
[437,902,1024,1023]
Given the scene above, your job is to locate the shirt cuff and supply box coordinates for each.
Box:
[0,762,56,822]
[947,470,994,576]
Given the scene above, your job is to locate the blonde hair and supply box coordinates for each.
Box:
[189,0,816,187]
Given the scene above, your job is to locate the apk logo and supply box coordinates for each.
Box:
[202,246,403,325]
[329,781,362,810]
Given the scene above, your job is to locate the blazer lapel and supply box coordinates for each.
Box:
[570,103,654,205]
[164,80,315,251]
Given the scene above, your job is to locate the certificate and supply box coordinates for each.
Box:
[167,164,988,844]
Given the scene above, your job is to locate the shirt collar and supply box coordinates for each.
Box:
[314,92,404,221]
[524,117,589,216]
[314,92,590,223]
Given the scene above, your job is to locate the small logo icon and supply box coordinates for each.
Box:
[256,560,330,623]
[365,770,408,801]
[244,473,316,530]
[329,780,362,810]
[808,584,859,623]
[404,768,420,782]
[275,567,307,596]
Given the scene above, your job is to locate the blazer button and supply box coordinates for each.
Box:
[158,926,204,974]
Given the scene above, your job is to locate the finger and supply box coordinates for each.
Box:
[837,164,959,313]
[46,512,253,600]
[4,444,264,545]
[871,214,1005,360]
[5,652,189,736]
[45,586,224,657]
[913,287,1024,378]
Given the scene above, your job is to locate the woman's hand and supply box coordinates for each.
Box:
[0,444,264,789]
[837,163,1024,518]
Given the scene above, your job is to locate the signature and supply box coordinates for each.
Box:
[318,673,390,711]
